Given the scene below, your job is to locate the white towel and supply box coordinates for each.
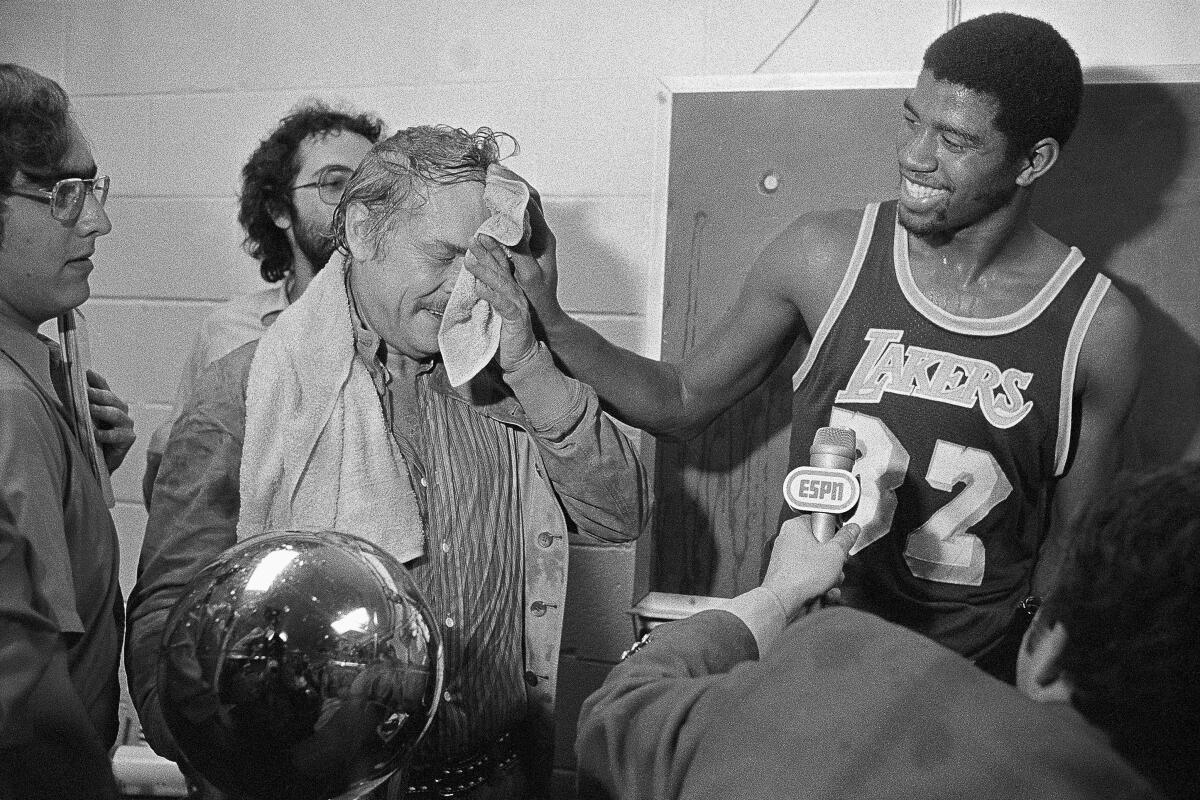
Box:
[438,164,531,386]
[238,261,424,562]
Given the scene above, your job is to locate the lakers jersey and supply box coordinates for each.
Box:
[790,200,1111,658]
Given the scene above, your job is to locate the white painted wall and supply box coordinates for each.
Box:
[2,0,1198,783]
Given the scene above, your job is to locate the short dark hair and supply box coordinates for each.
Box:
[1041,462,1200,799]
[923,13,1083,159]
[0,64,73,240]
[334,125,515,260]
[238,101,383,283]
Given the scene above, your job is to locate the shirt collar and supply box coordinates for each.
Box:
[259,281,292,327]
[0,313,56,397]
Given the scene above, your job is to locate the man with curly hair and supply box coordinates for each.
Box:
[577,463,1199,799]
[487,12,1141,682]
[126,125,649,800]
[141,101,382,505]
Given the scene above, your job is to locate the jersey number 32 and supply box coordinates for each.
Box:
[830,407,1013,586]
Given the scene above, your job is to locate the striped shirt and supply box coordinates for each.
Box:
[352,322,525,761]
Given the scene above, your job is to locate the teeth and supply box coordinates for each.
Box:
[905,178,947,200]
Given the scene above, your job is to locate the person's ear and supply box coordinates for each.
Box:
[343,202,374,262]
[1016,137,1060,187]
[1021,615,1074,704]
[268,199,293,231]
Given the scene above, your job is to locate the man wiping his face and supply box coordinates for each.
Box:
[126,125,650,800]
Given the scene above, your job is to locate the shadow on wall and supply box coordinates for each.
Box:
[1032,68,1200,468]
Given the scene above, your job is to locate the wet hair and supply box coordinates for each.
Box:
[0,64,72,240]
[923,13,1082,159]
[238,100,383,283]
[334,125,516,260]
[1039,462,1200,799]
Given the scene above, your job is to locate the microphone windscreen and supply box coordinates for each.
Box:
[812,426,856,453]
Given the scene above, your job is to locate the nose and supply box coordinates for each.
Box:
[76,191,112,237]
[898,123,937,174]
[440,256,465,291]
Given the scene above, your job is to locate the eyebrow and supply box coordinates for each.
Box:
[432,238,467,256]
[307,163,354,180]
[18,162,98,187]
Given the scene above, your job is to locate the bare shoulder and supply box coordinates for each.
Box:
[751,206,869,324]
[1078,278,1142,398]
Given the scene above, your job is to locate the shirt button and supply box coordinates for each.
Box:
[419,477,429,487]
[530,601,557,617]
[441,542,450,553]
[443,690,454,703]
[444,617,455,628]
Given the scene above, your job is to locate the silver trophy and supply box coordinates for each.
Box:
[158,531,442,800]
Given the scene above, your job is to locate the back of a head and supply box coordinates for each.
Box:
[922,13,1083,158]
[0,64,73,238]
[1044,462,1200,799]
[333,125,512,259]
[239,100,384,283]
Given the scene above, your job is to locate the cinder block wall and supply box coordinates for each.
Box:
[1,0,1194,792]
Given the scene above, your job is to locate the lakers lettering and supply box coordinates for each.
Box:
[834,329,1033,429]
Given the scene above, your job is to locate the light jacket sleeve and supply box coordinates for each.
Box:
[574,610,759,800]
[503,343,651,542]
[125,344,253,762]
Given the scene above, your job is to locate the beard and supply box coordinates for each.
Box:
[898,182,1019,238]
[293,216,337,273]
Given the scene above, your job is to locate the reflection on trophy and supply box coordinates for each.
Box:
[158,531,443,800]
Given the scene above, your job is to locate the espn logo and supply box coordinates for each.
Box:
[783,466,860,514]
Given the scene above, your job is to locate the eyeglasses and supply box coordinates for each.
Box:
[292,165,354,206]
[8,175,110,223]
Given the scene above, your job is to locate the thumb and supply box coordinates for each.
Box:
[829,522,860,557]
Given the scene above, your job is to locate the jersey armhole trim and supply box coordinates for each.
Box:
[1054,274,1112,476]
[792,203,880,391]
[895,218,1087,336]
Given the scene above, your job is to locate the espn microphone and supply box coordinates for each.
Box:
[782,426,859,543]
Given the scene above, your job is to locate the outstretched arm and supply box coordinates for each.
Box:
[1035,286,1141,596]
[575,518,855,800]
[469,194,810,440]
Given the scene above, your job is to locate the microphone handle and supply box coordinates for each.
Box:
[808,450,855,544]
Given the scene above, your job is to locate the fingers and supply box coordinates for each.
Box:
[86,368,110,390]
[464,247,526,323]
[829,522,861,556]
[93,422,134,442]
[470,232,511,266]
[89,385,129,414]
[86,372,136,471]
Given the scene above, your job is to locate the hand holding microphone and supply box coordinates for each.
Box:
[783,426,860,543]
[761,515,859,618]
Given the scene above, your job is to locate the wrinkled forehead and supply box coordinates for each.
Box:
[407,179,488,241]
